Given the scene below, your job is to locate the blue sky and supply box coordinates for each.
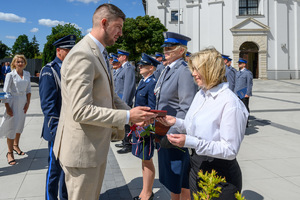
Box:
[0,0,145,52]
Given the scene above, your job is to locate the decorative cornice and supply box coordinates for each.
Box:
[230,17,270,33]
[208,0,224,4]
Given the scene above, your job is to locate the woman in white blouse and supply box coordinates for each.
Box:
[0,55,31,165]
[157,48,249,195]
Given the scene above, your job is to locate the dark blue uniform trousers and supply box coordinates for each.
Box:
[46,141,68,200]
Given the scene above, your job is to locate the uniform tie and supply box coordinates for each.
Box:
[163,66,170,81]
[103,49,111,80]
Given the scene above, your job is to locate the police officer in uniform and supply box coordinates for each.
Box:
[234,58,253,127]
[222,54,237,92]
[39,35,76,200]
[109,52,118,65]
[154,32,198,199]
[114,49,136,154]
[112,57,123,81]
[153,52,165,80]
[185,51,192,62]
[132,53,160,200]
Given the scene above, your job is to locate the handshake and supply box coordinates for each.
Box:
[129,107,167,127]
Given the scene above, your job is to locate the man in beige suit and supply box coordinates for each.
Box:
[53,4,156,200]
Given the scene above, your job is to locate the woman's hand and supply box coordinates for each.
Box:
[156,115,176,127]
[167,134,186,148]
[23,103,29,114]
[6,107,13,117]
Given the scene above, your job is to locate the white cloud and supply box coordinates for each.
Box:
[6,36,17,40]
[39,19,65,27]
[38,19,82,30]
[30,28,39,33]
[67,0,100,3]
[0,12,26,23]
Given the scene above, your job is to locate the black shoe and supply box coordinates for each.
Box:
[117,146,132,154]
[132,193,154,200]
[115,143,124,148]
[132,196,140,200]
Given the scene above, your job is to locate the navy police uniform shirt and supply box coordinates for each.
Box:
[134,74,156,109]
[39,57,62,142]
[234,68,253,97]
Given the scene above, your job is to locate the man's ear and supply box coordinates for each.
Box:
[101,18,108,28]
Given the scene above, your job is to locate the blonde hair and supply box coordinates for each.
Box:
[11,54,27,70]
[188,47,226,90]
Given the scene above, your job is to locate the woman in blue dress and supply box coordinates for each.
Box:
[132,53,160,200]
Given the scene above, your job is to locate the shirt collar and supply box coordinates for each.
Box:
[88,33,105,55]
[203,82,229,98]
[169,58,183,69]
[122,61,128,67]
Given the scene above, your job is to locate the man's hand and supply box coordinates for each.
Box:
[129,106,157,124]
[167,134,186,148]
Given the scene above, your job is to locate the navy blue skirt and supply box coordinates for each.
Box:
[158,147,190,194]
[132,132,155,160]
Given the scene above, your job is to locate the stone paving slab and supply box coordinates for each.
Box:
[0,80,300,200]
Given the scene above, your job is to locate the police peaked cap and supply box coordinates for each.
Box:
[155,52,163,58]
[237,58,247,64]
[221,54,229,59]
[161,32,191,47]
[186,51,192,57]
[53,35,76,49]
[137,53,161,68]
[117,49,130,56]
[109,53,118,59]
[112,58,119,63]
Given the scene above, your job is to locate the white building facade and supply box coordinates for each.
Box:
[144,0,300,79]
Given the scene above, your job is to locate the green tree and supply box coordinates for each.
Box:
[30,35,40,58]
[11,34,30,57]
[11,35,40,59]
[42,23,83,65]
[107,15,167,62]
[0,41,10,59]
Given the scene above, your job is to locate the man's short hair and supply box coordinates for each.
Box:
[93,3,126,27]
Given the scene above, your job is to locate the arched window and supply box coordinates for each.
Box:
[239,0,259,16]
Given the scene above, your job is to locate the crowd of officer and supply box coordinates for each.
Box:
[38,30,253,200]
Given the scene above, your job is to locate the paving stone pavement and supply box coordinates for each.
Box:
[0,79,300,200]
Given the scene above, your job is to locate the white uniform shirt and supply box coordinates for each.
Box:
[173,82,249,160]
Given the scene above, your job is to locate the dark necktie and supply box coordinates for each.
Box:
[103,49,111,80]
[163,66,170,81]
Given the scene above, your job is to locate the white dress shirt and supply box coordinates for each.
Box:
[173,82,249,160]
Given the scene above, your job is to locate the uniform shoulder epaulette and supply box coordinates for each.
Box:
[41,61,55,77]
[182,61,187,66]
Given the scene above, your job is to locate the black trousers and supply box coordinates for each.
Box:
[189,151,242,198]
[241,97,250,113]
[122,124,132,146]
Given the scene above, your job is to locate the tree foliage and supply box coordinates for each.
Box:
[107,15,167,62]
[0,41,10,59]
[11,35,40,59]
[42,23,83,65]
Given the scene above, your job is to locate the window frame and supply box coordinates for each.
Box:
[239,0,259,16]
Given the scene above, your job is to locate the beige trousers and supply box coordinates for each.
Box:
[62,161,107,200]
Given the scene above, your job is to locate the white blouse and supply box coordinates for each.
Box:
[173,82,249,160]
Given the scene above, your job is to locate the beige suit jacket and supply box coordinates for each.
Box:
[53,35,129,168]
